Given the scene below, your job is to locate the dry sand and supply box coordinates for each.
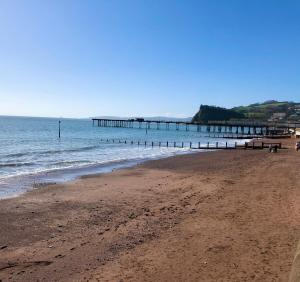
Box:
[0,140,300,281]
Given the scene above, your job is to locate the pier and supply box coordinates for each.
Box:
[92,118,298,137]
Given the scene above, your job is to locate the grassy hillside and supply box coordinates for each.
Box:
[192,101,300,122]
[233,100,300,121]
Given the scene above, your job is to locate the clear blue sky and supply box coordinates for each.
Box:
[0,0,299,118]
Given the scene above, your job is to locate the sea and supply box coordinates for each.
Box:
[0,116,249,199]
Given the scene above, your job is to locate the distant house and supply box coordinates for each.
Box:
[268,112,286,122]
[296,128,300,138]
[295,107,300,115]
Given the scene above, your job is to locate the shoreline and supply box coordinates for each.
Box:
[0,139,251,200]
[0,147,197,200]
[1,140,299,281]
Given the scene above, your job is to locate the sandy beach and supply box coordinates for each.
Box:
[1,141,300,281]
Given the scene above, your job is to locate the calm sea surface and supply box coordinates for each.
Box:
[0,116,248,198]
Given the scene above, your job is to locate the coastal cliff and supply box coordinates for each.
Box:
[192,105,245,123]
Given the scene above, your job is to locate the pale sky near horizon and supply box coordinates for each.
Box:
[0,0,299,118]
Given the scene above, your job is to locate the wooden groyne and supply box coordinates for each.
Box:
[99,138,282,151]
[244,141,282,149]
[206,133,291,139]
[100,138,237,150]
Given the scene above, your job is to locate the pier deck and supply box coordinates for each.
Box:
[92,118,298,137]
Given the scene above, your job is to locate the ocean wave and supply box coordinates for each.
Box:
[0,162,35,168]
[51,160,91,166]
[1,145,101,159]
[42,145,100,155]
[2,152,30,158]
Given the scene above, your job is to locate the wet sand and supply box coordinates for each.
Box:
[1,141,300,281]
